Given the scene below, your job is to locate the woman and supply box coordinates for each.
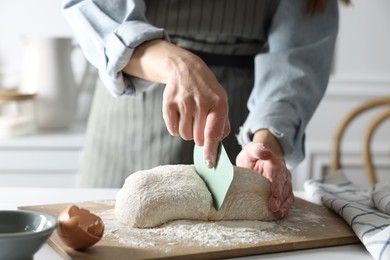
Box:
[62,0,348,218]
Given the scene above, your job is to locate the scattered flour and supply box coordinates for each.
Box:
[100,202,325,250]
[103,209,281,249]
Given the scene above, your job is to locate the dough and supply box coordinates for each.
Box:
[115,165,276,228]
[115,165,212,228]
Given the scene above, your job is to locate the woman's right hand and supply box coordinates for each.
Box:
[123,39,230,168]
[162,49,230,168]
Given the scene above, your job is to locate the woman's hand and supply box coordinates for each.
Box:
[162,51,230,168]
[123,39,230,168]
[236,141,294,218]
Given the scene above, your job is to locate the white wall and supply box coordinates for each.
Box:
[297,0,390,188]
[1,1,389,188]
[335,0,390,80]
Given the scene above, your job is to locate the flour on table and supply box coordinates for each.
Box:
[104,209,281,249]
[115,164,276,228]
[101,203,326,250]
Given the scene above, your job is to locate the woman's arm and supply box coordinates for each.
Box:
[123,39,230,168]
[62,0,167,96]
[62,0,230,167]
[237,0,339,218]
[239,0,339,169]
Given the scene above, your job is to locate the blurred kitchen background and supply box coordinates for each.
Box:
[0,0,389,189]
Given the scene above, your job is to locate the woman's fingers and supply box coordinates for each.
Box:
[203,107,230,168]
[272,167,290,197]
[269,168,293,217]
[192,101,207,146]
[177,98,195,140]
[275,192,294,218]
[162,99,180,136]
[223,117,231,139]
[163,88,229,168]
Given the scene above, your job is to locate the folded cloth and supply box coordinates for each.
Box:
[304,171,390,260]
[373,182,390,215]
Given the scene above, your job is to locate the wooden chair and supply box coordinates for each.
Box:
[330,97,390,187]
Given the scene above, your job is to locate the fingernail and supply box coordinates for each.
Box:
[205,159,214,169]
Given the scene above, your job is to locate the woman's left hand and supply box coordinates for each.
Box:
[236,142,294,218]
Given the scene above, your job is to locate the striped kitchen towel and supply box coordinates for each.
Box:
[304,171,390,260]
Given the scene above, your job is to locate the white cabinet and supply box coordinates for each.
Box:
[0,124,85,187]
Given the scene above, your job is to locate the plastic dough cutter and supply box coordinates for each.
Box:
[193,142,234,210]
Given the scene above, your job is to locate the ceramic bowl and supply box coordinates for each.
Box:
[0,210,57,260]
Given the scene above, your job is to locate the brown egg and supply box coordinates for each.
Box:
[56,205,104,250]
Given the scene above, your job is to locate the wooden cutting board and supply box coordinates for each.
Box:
[20,198,360,260]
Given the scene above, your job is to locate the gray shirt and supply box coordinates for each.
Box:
[62,0,339,169]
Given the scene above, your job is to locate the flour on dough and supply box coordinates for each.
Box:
[115,165,212,228]
[115,165,276,228]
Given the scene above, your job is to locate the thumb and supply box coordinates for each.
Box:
[247,142,272,161]
[258,148,272,160]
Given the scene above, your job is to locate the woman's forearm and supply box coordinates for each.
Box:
[122,39,202,84]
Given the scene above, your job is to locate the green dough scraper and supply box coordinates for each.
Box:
[193,142,234,210]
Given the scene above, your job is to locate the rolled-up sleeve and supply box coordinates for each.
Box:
[238,0,339,169]
[62,0,168,96]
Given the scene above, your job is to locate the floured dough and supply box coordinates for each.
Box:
[115,165,276,228]
[115,165,211,228]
